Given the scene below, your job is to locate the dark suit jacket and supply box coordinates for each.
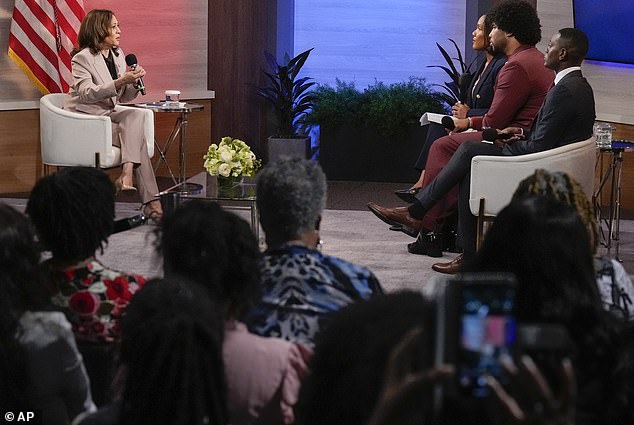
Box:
[503,70,595,155]
[464,53,506,117]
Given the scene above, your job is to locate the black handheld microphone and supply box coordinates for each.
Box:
[482,128,517,142]
[441,115,456,131]
[112,214,147,234]
[124,53,146,95]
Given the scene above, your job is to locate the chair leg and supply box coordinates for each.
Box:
[476,198,485,251]
[95,152,101,168]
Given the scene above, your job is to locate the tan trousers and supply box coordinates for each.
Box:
[109,108,159,204]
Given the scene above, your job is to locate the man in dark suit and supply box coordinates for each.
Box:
[368,28,596,273]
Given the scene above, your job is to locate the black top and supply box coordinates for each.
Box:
[102,50,118,81]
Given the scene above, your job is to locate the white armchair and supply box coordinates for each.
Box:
[39,93,154,174]
[469,137,596,247]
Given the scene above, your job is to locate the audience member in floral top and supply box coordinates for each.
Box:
[26,167,146,343]
[245,158,384,347]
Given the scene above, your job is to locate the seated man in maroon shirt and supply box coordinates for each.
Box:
[371,0,554,257]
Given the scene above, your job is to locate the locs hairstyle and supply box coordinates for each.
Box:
[26,167,115,265]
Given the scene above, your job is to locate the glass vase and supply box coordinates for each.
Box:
[216,175,244,197]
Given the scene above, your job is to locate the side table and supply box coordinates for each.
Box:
[136,102,204,194]
[593,140,634,260]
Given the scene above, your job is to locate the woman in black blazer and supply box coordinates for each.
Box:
[410,14,506,189]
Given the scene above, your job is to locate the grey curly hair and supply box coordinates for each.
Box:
[256,157,327,240]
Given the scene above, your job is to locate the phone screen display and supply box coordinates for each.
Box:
[457,283,516,397]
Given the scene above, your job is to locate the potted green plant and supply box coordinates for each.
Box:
[256,48,315,162]
[427,39,468,107]
[306,78,445,182]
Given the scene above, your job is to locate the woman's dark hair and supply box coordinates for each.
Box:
[483,13,495,53]
[489,0,541,46]
[118,278,227,425]
[26,167,115,266]
[76,9,115,55]
[296,292,436,425]
[468,196,632,424]
[469,196,599,331]
[156,200,261,319]
[0,204,48,411]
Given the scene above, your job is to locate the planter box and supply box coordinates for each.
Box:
[265,136,310,164]
[318,124,428,183]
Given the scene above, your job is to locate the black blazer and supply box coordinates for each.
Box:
[503,70,595,155]
[463,53,507,117]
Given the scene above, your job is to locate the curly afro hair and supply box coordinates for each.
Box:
[490,0,542,46]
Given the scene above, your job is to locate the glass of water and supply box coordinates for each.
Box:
[593,122,613,149]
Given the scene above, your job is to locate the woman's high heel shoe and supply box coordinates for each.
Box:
[115,179,137,195]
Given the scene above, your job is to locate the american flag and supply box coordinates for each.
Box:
[8,0,85,94]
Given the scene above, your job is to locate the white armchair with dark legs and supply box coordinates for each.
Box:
[469,137,596,248]
[39,93,154,174]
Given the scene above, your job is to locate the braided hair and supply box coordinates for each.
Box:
[512,169,598,252]
[26,167,115,266]
[118,278,227,425]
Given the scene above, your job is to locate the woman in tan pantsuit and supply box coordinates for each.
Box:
[65,9,162,220]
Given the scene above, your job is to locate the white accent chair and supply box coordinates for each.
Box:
[39,93,154,174]
[469,137,597,248]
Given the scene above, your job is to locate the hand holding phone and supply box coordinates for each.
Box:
[487,355,576,425]
[435,273,518,399]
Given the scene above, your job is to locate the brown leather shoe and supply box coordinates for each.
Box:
[432,254,463,274]
[367,202,423,237]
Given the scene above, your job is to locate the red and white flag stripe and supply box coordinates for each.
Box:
[8,0,85,94]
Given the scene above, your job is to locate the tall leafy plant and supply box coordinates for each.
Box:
[426,39,467,107]
[256,48,316,138]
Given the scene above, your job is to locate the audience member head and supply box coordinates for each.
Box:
[26,167,115,267]
[295,292,436,425]
[156,200,261,320]
[256,157,327,248]
[77,9,115,54]
[469,196,599,325]
[0,204,48,411]
[489,0,541,50]
[545,28,589,72]
[471,194,634,424]
[512,169,598,252]
[117,277,227,425]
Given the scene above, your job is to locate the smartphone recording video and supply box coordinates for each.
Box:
[435,273,517,399]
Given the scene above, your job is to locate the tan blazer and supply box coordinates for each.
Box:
[64,48,139,115]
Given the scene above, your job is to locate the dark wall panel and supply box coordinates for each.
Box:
[208,0,277,157]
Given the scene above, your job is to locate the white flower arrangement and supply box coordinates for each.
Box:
[203,136,261,178]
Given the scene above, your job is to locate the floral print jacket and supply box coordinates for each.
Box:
[47,259,146,343]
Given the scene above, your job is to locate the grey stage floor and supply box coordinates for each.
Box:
[2,180,632,293]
